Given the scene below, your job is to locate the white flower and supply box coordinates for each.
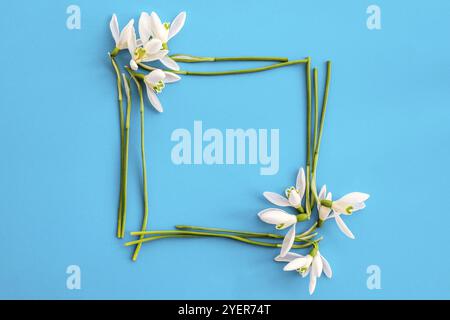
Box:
[143,69,181,112]
[259,168,307,258]
[127,25,168,71]
[317,186,370,239]
[332,192,369,215]
[263,168,306,211]
[148,11,187,70]
[109,14,134,50]
[257,208,297,230]
[280,251,332,295]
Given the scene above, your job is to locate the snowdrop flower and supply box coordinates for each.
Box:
[257,208,297,230]
[109,14,134,54]
[263,168,306,213]
[317,186,369,239]
[148,11,187,70]
[143,69,181,112]
[127,25,168,71]
[332,192,369,215]
[259,168,308,257]
[280,249,332,295]
[257,208,307,258]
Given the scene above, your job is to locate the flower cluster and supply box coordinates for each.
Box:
[258,167,369,294]
[109,11,186,112]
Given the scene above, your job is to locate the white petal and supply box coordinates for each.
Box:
[335,214,355,239]
[263,192,290,207]
[283,257,309,271]
[110,14,120,45]
[321,255,332,278]
[119,19,135,49]
[150,11,168,43]
[163,71,181,83]
[326,192,332,201]
[130,59,138,71]
[301,268,310,278]
[288,190,301,207]
[339,192,370,204]
[351,202,366,213]
[160,56,180,71]
[142,50,168,63]
[145,86,163,112]
[168,11,186,40]
[138,12,151,44]
[318,185,327,201]
[280,225,296,257]
[319,206,332,221]
[317,186,331,220]
[126,26,137,56]
[312,254,323,278]
[309,275,317,295]
[257,208,296,229]
[144,38,163,55]
[145,69,166,84]
[331,200,347,214]
[296,168,306,200]
[274,252,304,262]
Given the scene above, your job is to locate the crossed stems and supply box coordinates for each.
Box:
[125,223,320,249]
[110,52,331,258]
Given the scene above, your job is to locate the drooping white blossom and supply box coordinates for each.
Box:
[263,168,306,212]
[127,25,168,71]
[317,185,369,239]
[142,69,181,112]
[281,250,332,295]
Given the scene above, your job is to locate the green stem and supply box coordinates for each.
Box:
[312,68,319,163]
[175,223,317,239]
[311,61,332,204]
[300,222,318,239]
[126,230,315,249]
[170,54,289,63]
[310,68,319,208]
[137,59,308,76]
[128,71,150,261]
[120,75,132,238]
[305,58,312,217]
[110,55,125,238]
[176,225,281,239]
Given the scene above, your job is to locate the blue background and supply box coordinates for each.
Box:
[1,0,449,299]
